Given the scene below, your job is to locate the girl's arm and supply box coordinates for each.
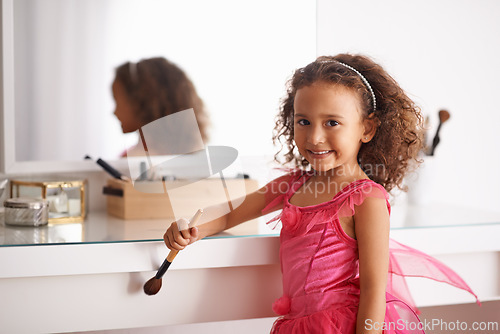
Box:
[163,174,290,251]
[354,196,390,334]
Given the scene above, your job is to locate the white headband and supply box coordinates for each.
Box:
[318,60,377,112]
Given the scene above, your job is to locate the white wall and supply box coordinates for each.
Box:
[317,0,500,212]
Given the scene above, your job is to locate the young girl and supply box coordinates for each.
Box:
[163,54,478,333]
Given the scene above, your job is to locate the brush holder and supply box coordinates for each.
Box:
[103,178,259,220]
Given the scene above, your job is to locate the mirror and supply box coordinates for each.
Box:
[3,0,316,173]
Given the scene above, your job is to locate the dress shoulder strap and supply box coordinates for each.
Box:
[261,169,309,215]
[335,179,391,217]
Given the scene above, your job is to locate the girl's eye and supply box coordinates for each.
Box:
[297,119,310,126]
[326,120,339,127]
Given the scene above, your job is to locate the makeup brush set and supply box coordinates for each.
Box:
[92,143,258,220]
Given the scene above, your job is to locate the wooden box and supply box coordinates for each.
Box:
[103,177,259,220]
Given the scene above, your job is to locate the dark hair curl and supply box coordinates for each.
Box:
[273,53,424,193]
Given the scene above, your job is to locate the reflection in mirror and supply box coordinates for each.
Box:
[112,58,209,157]
[13,0,315,164]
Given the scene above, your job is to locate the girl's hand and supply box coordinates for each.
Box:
[163,219,199,251]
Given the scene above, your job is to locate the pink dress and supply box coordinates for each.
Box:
[263,171,479,334]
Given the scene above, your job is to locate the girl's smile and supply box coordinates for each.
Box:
[306,149,335,159]
[293,82,373,176]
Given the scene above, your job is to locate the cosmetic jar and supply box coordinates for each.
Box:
[3,198,49,227]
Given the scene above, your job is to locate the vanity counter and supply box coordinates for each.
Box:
[1,207,500,333]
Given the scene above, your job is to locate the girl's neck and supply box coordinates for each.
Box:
[310,164,367,185]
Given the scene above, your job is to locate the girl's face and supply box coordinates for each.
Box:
[112,79,140,133]
[293,82,372,174]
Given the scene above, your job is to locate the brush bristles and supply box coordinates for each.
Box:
[439,109,450,123]
[143,277,162,296]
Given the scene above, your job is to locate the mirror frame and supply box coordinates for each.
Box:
[1,0,15,174]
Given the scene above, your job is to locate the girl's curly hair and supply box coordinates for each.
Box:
[115,57,210,143]
[273,54,424,193]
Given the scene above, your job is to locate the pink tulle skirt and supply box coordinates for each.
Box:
[271,303,357,334]
[270,292,423,334]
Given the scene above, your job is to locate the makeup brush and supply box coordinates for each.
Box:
[429,109,451,156]
[143,209,203,296]
[84,155,130,182]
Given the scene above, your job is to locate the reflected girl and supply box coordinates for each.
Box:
[112,57,210,156]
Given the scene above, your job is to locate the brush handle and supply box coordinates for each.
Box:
[154,250,179,279]
[430,122,443,156]
[154,209,203,279]
[96,158,124,180]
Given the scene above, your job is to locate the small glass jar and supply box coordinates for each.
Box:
[4,197,49,227]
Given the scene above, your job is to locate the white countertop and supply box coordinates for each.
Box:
[1,203,499,279]
[1,202,499,248]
